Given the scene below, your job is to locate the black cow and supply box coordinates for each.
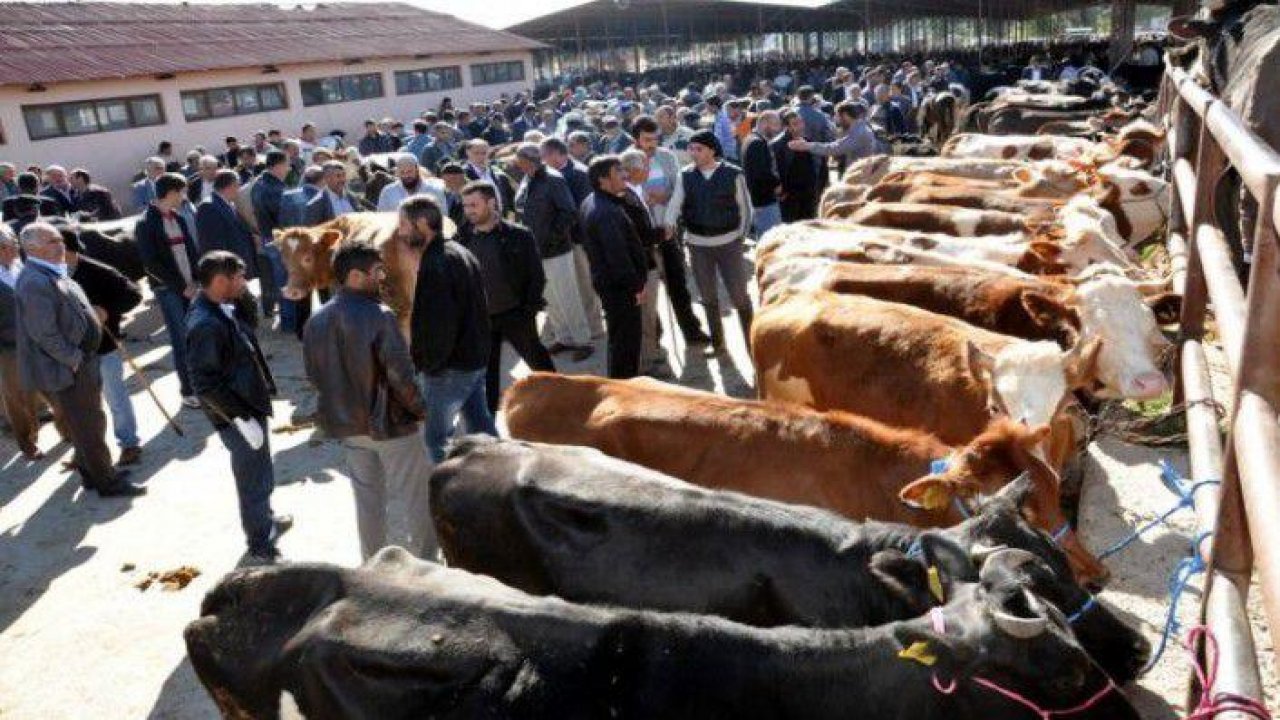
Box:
[185,547,1140,719]
[77,215,144,281]
[430,437,1149,685]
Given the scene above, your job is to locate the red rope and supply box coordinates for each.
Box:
[1182,626,1272,720]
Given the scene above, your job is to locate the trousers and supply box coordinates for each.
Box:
[342,433,438,561]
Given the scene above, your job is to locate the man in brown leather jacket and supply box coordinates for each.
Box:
[303,240,438,561]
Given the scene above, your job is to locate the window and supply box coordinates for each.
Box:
[394,65,462,96]
[470,60,525,86]
[23,94,165,141]
[180,82,287,122]
[299,72,384,107]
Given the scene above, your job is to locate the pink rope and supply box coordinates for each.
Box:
[970,675,1117,720]
[1182,626,1272,720]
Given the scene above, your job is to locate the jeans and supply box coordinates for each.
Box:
[262,244,298,332]
[154,288,192,397]
[99,350,139,449]
[216,421,277,555]
[752,202,782,239]
[420,368,497,463]
[342,433,438,561]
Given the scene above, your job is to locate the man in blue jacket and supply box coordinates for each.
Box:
[196,170,258,274]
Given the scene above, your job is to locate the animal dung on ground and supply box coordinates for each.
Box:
[134,566,202,592]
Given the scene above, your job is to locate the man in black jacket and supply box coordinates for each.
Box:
[64,226,144,466]
[196,170,258,273]
[741,111,783,239]
[186,251,290,564]
[772,109,823,222]
[404,196,497,463]
[513,143,593,362]
[135,172,201,406]
[69,169,122,222]
[304,241,437,559]
[454,181,556,412]
[580,156,649,379]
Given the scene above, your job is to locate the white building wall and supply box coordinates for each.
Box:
[0,51,533,212]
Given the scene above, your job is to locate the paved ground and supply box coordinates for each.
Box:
[0,272,1271,718]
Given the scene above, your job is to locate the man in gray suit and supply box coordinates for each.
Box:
[14,222,144,497]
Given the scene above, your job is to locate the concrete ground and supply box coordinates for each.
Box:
[0,268,1271,718]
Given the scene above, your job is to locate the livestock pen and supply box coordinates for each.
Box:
[1160,58,1280,716]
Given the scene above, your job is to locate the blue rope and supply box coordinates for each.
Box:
[1141,531,1213,675]
[1067,594,1098,624]
[1096,461,1219,561]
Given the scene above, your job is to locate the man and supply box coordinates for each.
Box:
[358,119,394,156]
[69,169,122,221]
[251,131,271,154]
[305,160,363,226]
[251,150,290,326]
[581,157,649,379]
[403,196,497,462]
[221,137,242,171]
[64,226,144,466]
[235,148,262,185]
[402,120,432,165]
[541,136,605,339]
[462,140,515,216]
[870,84,908,138]
[196,170,258,272]
[567,131,595,167]
[773,109,823,222]
[187,155,221,206]
[787,100,877,173]
[438,163,468,229]
[299,123,319,160]
[707,95,739,162]
[663,130,754,355]
[3,173,60,234]
[1022,55,1052,82]
[741,110,783,238]
[512,143,593,362]
[304,240,437,560]
[795,86,836,144]
[0,163,18,204]
[282,140,305,188]
[377,155,446,212]
[419,122,459,173]
[131,157,167,212]
[655,105,695,162]
[40,166,78,216]
[14,222,144,496]
[279,166,323,229]
[0,225,47,459]
[454,182,556,412]
[888,82,918,134]
[630,116,710,345]
[135,173,201,407]
[616,150,666,375]
[181,150,202,180]
[186,251,289,564]
[599,116,633,155]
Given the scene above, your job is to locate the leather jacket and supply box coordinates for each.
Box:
[304,289,425,440]
[186,293,276,428]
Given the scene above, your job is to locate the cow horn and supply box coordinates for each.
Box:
[992,592,1049,639]
[969,543,1009,563]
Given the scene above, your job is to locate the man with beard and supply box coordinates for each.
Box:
[304,240,437,560]
[741,110,783,238]
[376,154,446,213]
[404,196,497,463]
[787,100,876,176]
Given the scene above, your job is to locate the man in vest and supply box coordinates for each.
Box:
[662,130,754,356]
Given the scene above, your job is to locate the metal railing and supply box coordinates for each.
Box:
[1161,60,1280,716]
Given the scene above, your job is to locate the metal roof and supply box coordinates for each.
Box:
[0,2,546,87]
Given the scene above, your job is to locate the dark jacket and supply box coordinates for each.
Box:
[454,220,546,317]
[134,204,199,292]
[75,185,122,221]
[741,131,781,208]
[304,189,365,227]
[409,239,490,375]
[303,289,424,440]
[280,185,321,229]
[70,255,142,355]
[557,159,592,207]
[250,172,287,240]
[464,164,516,216]
[40,185,78,215]
[186,293,275,427]
[0,277,16,351]
[514,165,577,259]
[196,194,259,274]
[771,133,822,219]
[579,190,648,299]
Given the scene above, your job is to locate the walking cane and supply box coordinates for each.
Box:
[104,326,185,437]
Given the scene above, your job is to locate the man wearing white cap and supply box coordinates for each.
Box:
[377,154,447,214]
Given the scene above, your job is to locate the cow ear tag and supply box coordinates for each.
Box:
[898,641,938,667]
[927,566,945,603]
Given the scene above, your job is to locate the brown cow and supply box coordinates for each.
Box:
[824,201,1031,236]
[503,373,1104,586]
[274,212,422,338]
[854,183,1061,222]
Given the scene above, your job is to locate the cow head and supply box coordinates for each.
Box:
[1070,272,1173,399]
[968,338,1101,431]
[1018,239,1071,275]
[1017,289,1082,345]
[893,553,1137,719]
[1055,196,1138,270]
[1013,161,1089,198]
[274,226,342,301]
[1091,163,1171,245]
[842,154,892,186]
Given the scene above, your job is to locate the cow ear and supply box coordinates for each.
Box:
[966,341,996,384]
[899,475,974,511]
[1064,337,1103,388]
[1145,292,1183,324]
[918,532,979,583]
[318,229,343,250]
[512,486,609,551]
[1019,290,1064,329]
[869,550,932,613]
[272,229,284,242]
[1168,16,1218,42]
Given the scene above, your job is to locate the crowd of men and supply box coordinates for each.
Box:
[0,48,1125,565]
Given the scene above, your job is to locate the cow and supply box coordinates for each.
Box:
[918,90,962,145]
[185,546,1141,719]
[76,214,145,281]
[942,133,1102,163]
[842,154,1024,186]
[756,262,1176,401]
[432,436,1150,681]
[1088,163,1171,246]
[825,201,1031,236]
[852,182,1063,222]
[274,212,422,338]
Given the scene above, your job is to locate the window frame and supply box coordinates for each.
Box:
[394,65,463,96]
[298,72,385,107]
[23,94,166,141]
[179,82,289,123]
[470,60,525,87]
